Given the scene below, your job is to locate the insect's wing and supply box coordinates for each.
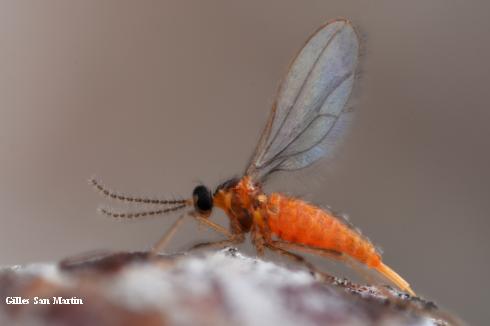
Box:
[246,19,359,181]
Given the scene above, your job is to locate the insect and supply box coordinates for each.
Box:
[92,18,415,296]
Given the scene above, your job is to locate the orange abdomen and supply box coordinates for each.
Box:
[266,193,381,268]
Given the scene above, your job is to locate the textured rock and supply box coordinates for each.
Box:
[0,248,461,326]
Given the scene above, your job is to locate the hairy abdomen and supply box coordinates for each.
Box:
[266,193,381,267]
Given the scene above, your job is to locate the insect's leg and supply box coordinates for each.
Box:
[272,241,416,296]
[182,212,244,252]
[270,240,381,287]
[274,241,379,286]
[272,242,374,285]
[251,225,266,257]
[343,256,379,286]
[150,213,187,256]
[187,234,245,252]
[266,241,338,282]
[264,242,325,278]
[271,240,344,262]
[190,212,233,237]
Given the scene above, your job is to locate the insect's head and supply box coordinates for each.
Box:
[192,185,213,215]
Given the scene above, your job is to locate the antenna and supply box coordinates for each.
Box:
[98,204,187,219]
[90,177,192,220]
[90,178,189,205]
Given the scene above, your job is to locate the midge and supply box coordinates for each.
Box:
[92,19,415,296]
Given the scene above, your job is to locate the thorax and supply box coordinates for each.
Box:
[213,176,265,233]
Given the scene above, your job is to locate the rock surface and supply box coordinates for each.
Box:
[0,248,460,326]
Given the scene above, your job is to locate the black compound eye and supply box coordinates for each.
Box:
[193,185,213,213]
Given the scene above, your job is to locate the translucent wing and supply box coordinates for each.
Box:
[246,19,359,181]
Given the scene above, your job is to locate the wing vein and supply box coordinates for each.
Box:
[259,25,345,164]
[260,71,353,168]
[245,19,359,181]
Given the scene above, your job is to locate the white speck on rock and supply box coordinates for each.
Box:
[3,263,73,287]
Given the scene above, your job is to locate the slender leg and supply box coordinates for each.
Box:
[155,212,245,255]
[268,240,378,286]
[273,241,377,284]
[191,213,233,237]
[150,212,235,257]
[150,213,187,256]
[250,225,320,275]
[264,241,339,282]
[270,240,344,261]
[265,243,315,270]
[187,235,244,252]
[268,242,416,297]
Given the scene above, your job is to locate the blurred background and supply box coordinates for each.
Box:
[0,1,488,324]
